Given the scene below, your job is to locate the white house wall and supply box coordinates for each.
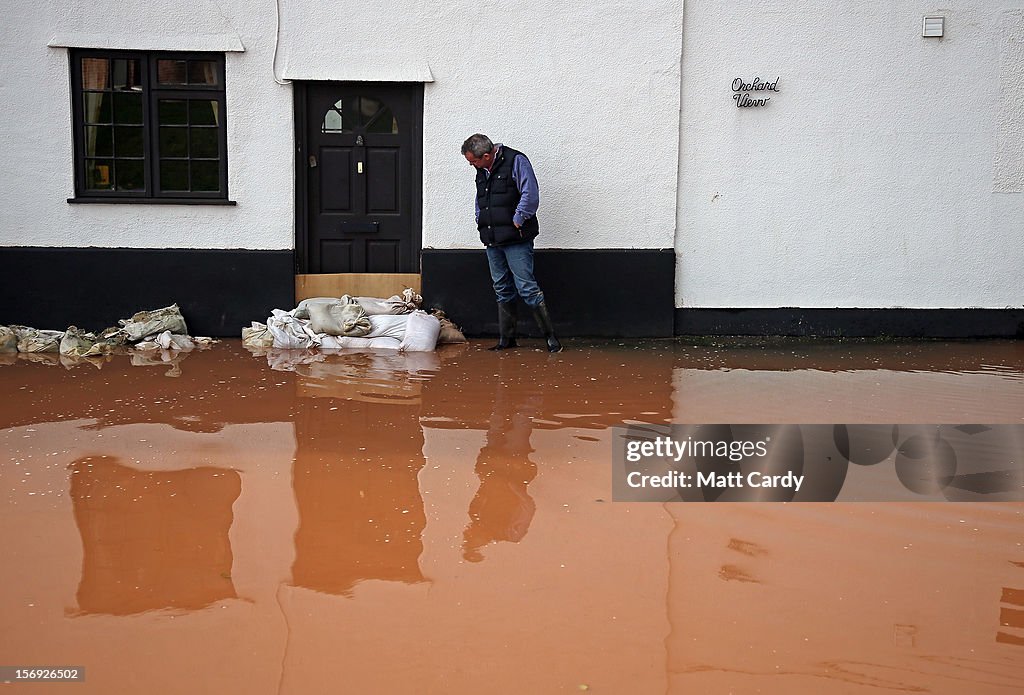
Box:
[277,0,683,251]
[3,0,293,250]
[677,1,1024,309]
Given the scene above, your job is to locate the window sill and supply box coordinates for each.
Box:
[68,197,237,206]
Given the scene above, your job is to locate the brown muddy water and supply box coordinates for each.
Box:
[1,339,1022,694]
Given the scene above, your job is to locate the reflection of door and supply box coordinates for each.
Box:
[296,82,422,273]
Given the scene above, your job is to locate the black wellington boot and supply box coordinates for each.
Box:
[489,301,518,350]
[531,301,563,353]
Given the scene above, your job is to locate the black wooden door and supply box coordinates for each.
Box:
[301,82,422,273]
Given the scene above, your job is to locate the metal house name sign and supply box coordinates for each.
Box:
[732,77,779,107]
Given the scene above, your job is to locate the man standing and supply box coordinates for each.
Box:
[462,133,562,352]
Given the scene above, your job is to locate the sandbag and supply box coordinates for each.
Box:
[0,326,17,353]
[119,304,188,341]
[366,314,408,340]
[399,311,441,352]
[59,326,100,356]
[320,335,402,350]
[242,322,274,349]
[292,297,340,320]
[267,311,320,349]
[437,317,467,344]
[154,330,195,351]
[308,302,371,337]
[18,329,64,353]
[355,288,422,315]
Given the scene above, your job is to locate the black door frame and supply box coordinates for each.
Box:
[293,80,424,274]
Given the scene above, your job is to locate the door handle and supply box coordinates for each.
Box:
[357,161,363,174]
[308,155,317,168]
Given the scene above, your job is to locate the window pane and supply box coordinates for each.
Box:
[189,100,219,126]
[358,97,382,126]
[160,160,189,191]
[115,160,145,191]
[83,93,111,124]
[159,126,188,157]
[323,109,344,133]
[188,60,219,85]
[86,160,114,190]
[366,107,398,134]
[157,59,187,85]
[81,58,109,90]
[113,93,143,124]
[84,126,113,157]
[190,127,218,158]
[191,161,220,192]
[321,98,356,134]
[112,59,142,91]
[114,126,144,157]
[158,99,188,125]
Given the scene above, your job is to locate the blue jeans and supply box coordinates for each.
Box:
[485,240,545,307]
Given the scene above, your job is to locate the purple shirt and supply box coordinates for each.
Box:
[475,144,540,228]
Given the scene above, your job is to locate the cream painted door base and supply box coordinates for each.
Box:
[294,273,422,302]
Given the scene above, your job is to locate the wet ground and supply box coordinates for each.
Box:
[1,338,1023,694]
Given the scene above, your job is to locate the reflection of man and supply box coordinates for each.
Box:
[462,133,562,352]
[462,362,540,562]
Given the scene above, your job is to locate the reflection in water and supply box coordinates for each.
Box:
[69,456,240,615]
[999,578,1024,647]
[463,359,540,562]
[0,340,1020,694]
[290,353,430,595]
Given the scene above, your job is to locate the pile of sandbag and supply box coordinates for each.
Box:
[1,303,215,361]
[243,289,466,353]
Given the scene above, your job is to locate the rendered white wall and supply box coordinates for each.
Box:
[275,0,683,250]
[677,1,1024,308]
[3,0,682,253]
[1,0,294,250]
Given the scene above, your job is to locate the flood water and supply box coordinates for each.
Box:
[1,339,1022,694]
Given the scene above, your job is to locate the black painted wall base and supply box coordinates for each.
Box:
[1,247,294,337]
[676,308,1024,338]
[4,247,1019,340]
[421,249,676,338]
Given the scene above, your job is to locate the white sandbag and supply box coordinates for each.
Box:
[119,304,189,341]
[319,335,402,350]
[242,322,274,349]
[355,288,423,315]
[18,329,64,353]
[59,326,99,356]
[399,310,441,352]
[308,301,371,337]
[293,297,341,320]
[267,310,320,349]
[366,314,408,340]
[0,326,18,353]
[154,330,195,351]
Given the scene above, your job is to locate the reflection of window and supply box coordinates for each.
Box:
[70,50,228,202]
[322,96,398,135]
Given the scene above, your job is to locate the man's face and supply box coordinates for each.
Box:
[465,150,493,170]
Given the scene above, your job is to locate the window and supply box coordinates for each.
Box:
[69,50,230,203]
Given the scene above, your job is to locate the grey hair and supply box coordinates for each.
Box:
[461,133,494,157]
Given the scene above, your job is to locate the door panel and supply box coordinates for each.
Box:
[367,148,399,212]
[303,83,421,274]
[319,148,354,211]
[367,241,400,273]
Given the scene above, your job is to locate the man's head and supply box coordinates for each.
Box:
[462,133,495,170]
